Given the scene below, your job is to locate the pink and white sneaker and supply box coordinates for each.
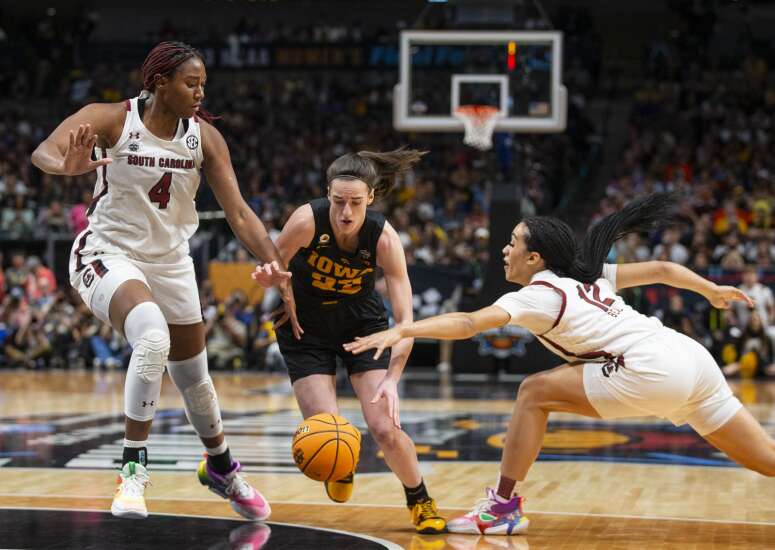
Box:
[197,458,271,520]
[447,488,529,535]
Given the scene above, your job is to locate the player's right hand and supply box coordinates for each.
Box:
[61,124,113,175]
[708,285,754,310]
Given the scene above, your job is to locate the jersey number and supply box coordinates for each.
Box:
[148,172,172,209]
[577,283,615,312]
[311,273,363,295]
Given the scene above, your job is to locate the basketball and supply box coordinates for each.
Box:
[292,414,361,482]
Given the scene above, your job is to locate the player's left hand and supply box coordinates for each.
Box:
[343,326,403,360]
[251,261,291,288]
[709,285,754,310]
[272,278,303,340]
[370,376,401,429]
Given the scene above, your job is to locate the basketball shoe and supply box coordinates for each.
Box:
[447,488,528,535]
[197,458,271,520]
[410,497,447,534]
[324,472,354,503]
[111,461,150,519]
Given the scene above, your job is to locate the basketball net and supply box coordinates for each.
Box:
[454,105,502,151]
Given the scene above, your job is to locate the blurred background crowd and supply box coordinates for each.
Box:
[1,1,773,379]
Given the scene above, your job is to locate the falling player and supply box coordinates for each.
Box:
[346,193,774,535]
[31,41,301,520]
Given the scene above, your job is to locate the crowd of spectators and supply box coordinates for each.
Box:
[594,3,775,378]
[1,6,600,370]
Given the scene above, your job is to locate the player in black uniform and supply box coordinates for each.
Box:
[252,148,446,534]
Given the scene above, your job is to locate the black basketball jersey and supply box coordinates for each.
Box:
[289,198,386,309]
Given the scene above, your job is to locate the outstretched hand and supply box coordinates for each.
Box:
[251,261,292,288]
[251,263,303,339]
[62,124,112,176]
[343,326,403,360]
[709,285,754,310]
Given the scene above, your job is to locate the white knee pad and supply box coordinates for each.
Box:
[133,329,170,383]
[124,302,170,421]
[168,350,223,438]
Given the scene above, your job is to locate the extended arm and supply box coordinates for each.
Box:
[31,103,122,175]
[201,121,302,338]
[615,261,753,309]
[343,305,510,359]
[201,121,288,267]
[376,223,414,382]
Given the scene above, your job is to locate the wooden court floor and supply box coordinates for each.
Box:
[1,369,774,549]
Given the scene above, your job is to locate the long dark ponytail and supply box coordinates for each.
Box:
[326,147,427,200]
[523,192,679,283]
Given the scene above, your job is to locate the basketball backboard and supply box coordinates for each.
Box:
[393,30,567,133]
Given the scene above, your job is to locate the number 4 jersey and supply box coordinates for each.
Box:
[84,96,204,262]
[494,265,664,363]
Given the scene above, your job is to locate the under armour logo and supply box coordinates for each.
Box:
[129,132,141,140]
[141,400,155,407]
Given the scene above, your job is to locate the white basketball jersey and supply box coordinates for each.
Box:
[495,267,664,363]
[86,97,203,262]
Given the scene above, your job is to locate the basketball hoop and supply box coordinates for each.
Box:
[454,105,502,151]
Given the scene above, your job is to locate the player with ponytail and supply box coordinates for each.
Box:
[252,147,447,534]
[346,193,773,536]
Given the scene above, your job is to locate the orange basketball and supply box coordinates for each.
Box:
[292,413,361,482]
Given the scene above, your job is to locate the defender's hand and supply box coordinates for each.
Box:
[62,124,112,176]
[251,261,292,288]
[709,285,754,310]
[343,326,403,360]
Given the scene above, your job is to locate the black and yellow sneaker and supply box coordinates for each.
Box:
[324,472,354,503]
[410,497,447,534]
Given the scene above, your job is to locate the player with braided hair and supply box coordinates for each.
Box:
[31,41,301,519]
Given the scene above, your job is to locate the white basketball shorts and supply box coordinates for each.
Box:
[69,230,202,326]
[582,327,742,435]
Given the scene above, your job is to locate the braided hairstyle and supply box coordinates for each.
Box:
[140,41,216,123]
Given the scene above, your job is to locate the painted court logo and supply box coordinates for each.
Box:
[0,409,738,472]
